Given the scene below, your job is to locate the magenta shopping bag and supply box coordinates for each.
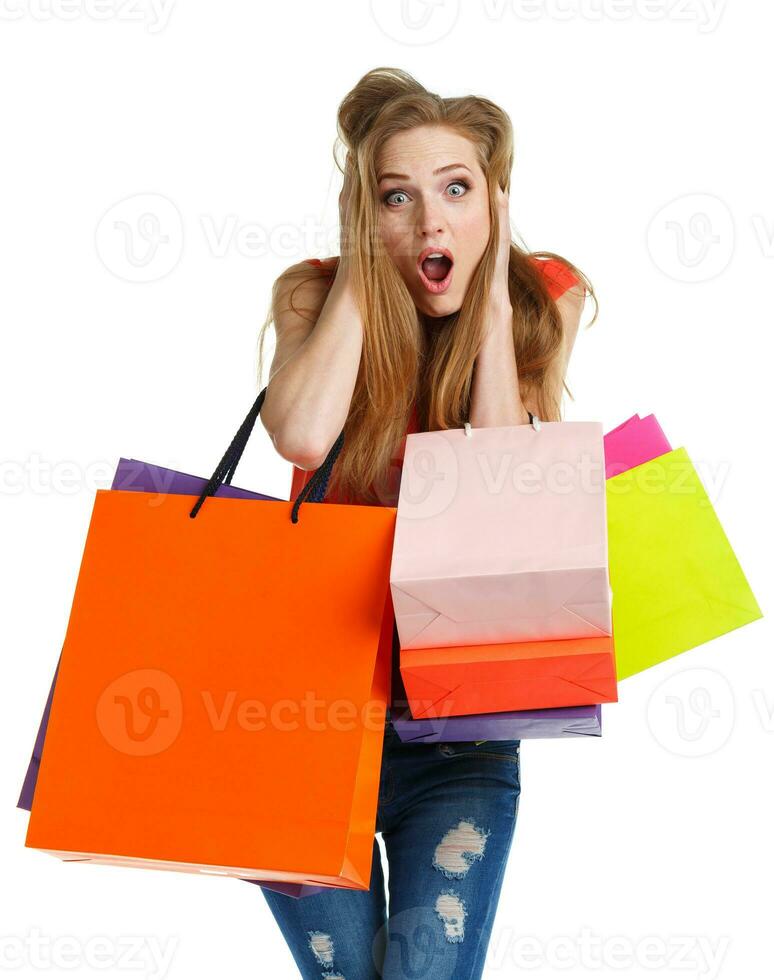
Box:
[603,413,671,478]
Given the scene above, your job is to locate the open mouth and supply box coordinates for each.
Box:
[417,248,454,294]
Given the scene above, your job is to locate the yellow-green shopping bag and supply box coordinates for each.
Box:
[607,446,762,679]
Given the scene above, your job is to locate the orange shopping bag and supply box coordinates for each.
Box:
[25,388,397,890]
[400,634,617,718]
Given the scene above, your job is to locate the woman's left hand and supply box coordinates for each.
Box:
[471,183,529,426]
[487,184,513,319]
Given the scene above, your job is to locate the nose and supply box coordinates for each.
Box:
[417,200,445,239]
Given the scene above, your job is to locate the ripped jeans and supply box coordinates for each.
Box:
[260,713,521,979]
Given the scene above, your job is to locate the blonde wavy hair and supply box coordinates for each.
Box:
[257,67,597,505]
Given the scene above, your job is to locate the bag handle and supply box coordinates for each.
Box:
[463,410,541,438]
[189,386,346,524]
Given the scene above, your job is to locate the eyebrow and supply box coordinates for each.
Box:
[377,163,473,183]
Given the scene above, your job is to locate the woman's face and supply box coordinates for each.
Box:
[375,124,490,318]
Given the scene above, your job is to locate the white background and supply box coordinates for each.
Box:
[2,1,772,977]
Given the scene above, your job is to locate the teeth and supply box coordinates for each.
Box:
[426,252,444,259]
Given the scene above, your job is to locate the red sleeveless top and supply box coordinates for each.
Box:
[290,255,580,505]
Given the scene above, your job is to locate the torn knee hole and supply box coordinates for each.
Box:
[432,817,490,879]
[435,889,466,943]
[307,931,335,968]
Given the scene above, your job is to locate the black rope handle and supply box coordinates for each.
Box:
[189,386,345,522]
[223,452,240,486]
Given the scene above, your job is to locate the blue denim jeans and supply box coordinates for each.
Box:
[260,713,521,979]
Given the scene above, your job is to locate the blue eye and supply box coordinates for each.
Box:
[384,190,409,206]
[447,179,470,197]
[382,179,471,207]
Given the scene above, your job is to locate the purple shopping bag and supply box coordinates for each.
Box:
[18,458,324,900]
[389,651,601,741]
[390,705,602,741]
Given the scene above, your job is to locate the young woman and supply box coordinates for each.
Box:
[256,66,595,980]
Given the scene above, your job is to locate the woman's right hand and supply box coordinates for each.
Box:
[335,160,356,284]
